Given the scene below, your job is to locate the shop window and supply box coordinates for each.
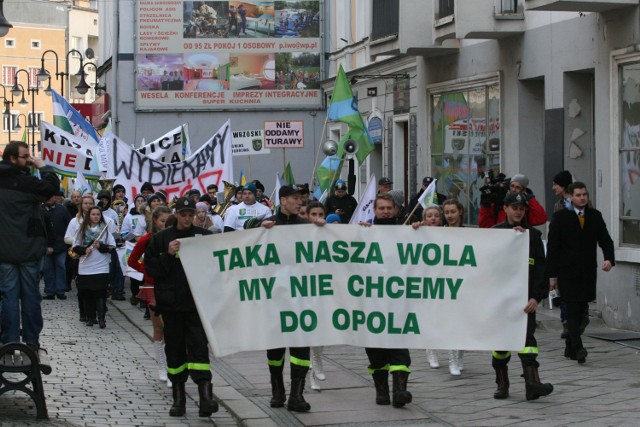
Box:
[430,82,500,225]
[620,62,640,245]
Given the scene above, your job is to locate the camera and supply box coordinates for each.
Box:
[479,170,510,207]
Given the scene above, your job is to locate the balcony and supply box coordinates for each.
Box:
[434,0,526,42]
[526,0,638,12]
[370,0,458,59]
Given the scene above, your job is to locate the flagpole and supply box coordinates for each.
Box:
[403,203,421,225]
[309,114,330,188]
[282,148,286,172]
[248,155,252,181]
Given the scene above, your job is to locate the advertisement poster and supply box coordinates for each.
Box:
[136,0,322,110]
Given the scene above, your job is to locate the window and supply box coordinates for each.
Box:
[28,112,43,129]
[4,38,15,48]
[620,62,640,245]
[371,0,399,40]
[438,0,455,19]
[2,65,17,86]
[3,112,19,133]
[28,67,40,88]
[31,40,41,49]
[71,37,83,57]
[430,82,501,225]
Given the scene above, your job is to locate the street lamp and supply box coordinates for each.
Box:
[0,0,13,38]
[0,84,14,143]
[13,69,40,155]
[36,49,86,97]
[13,113,29,143]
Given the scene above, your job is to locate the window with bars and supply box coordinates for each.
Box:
[2,66,17,86]
[371,0,399,40]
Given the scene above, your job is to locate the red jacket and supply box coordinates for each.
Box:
[478,196,548,228]
[128,232,153,284]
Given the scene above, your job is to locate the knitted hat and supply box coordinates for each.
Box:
[387,189,405,208]
[510,174,529,188]
[113,184,125,194]
[140,182,154,193]
[334,180,347,190]
[195,202,208,211]
[243,182,257,196]
[553,170,572,188]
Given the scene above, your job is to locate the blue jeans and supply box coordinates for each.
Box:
[43,252,67,296]
[110,250,125,295]
[0,259,44,345]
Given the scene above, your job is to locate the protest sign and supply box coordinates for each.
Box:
[103,121,234,199]
[137,124,192,162]
[41,121,101,178]
[178,225,529,357]
[118,241,144,281]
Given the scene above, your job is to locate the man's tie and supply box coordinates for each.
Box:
[578,211,584,229]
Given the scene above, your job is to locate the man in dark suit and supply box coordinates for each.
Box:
[547,182,614,364]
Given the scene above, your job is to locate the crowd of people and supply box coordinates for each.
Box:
[0,140,616,417]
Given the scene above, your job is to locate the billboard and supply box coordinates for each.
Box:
[136,1,323,110]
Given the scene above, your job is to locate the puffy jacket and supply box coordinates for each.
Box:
[144,224,212,313]
[479,193,547,228]
[0,162,59,263]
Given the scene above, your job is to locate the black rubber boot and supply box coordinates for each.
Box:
[372,370,390,405]
[169,382,186,416]
[269,366,286,408]
[287,365,311,412]
[492,358,509,399]
[197,381,219,417]
[97,298,107,329]
[523,366,553,400]
[391,371,412,408]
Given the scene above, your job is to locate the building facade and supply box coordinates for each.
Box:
[326,0,640,330]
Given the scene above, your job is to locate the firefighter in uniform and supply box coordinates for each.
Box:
[246,185,324,412]
[358,193,413,408]
[144,197,219,417]
[491,192,553,400]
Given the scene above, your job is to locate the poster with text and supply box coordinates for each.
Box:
[136,0,322,110]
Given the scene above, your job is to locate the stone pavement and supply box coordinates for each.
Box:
[3,291,640,426]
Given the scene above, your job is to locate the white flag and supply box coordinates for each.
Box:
[274,173,282,207]
[318,189,328,203]
[349,174,377,224]
[418,178,438,208]
[73,171,92,195]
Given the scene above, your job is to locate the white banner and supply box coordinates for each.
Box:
[41,121,101,179]
[104,121,234,200]
[349,174,377,225]
[118,241,144,281]
[179,225,529,357]
[137,124,192,162]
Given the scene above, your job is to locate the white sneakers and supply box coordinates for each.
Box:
[309,368,321,390]
[448,350,464,376]
[311,346,325,380]
[426,349,440,368]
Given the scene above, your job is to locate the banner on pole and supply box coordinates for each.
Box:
[178,225,529,357]
[104,120,234,200]
[41,121,101,178]
[137,124,192,162]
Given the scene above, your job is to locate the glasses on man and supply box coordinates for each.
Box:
[17,155,30,159]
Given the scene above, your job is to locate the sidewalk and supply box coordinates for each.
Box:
[3,293,640,426]
[116,297,640,426]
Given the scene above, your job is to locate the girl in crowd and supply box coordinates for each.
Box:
[412,206,449,372]
[442,199,465,376]
[65,194,96,322]
[71,206,116,328]
[128,205,173,387]
[193,202,214,229]
[306,201,328,390]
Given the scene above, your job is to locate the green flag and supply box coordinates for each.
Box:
[327,65,374,165]
[283,162,296,186]
[21,128,27,142]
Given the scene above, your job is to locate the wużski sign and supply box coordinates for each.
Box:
[178,225,529,357]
